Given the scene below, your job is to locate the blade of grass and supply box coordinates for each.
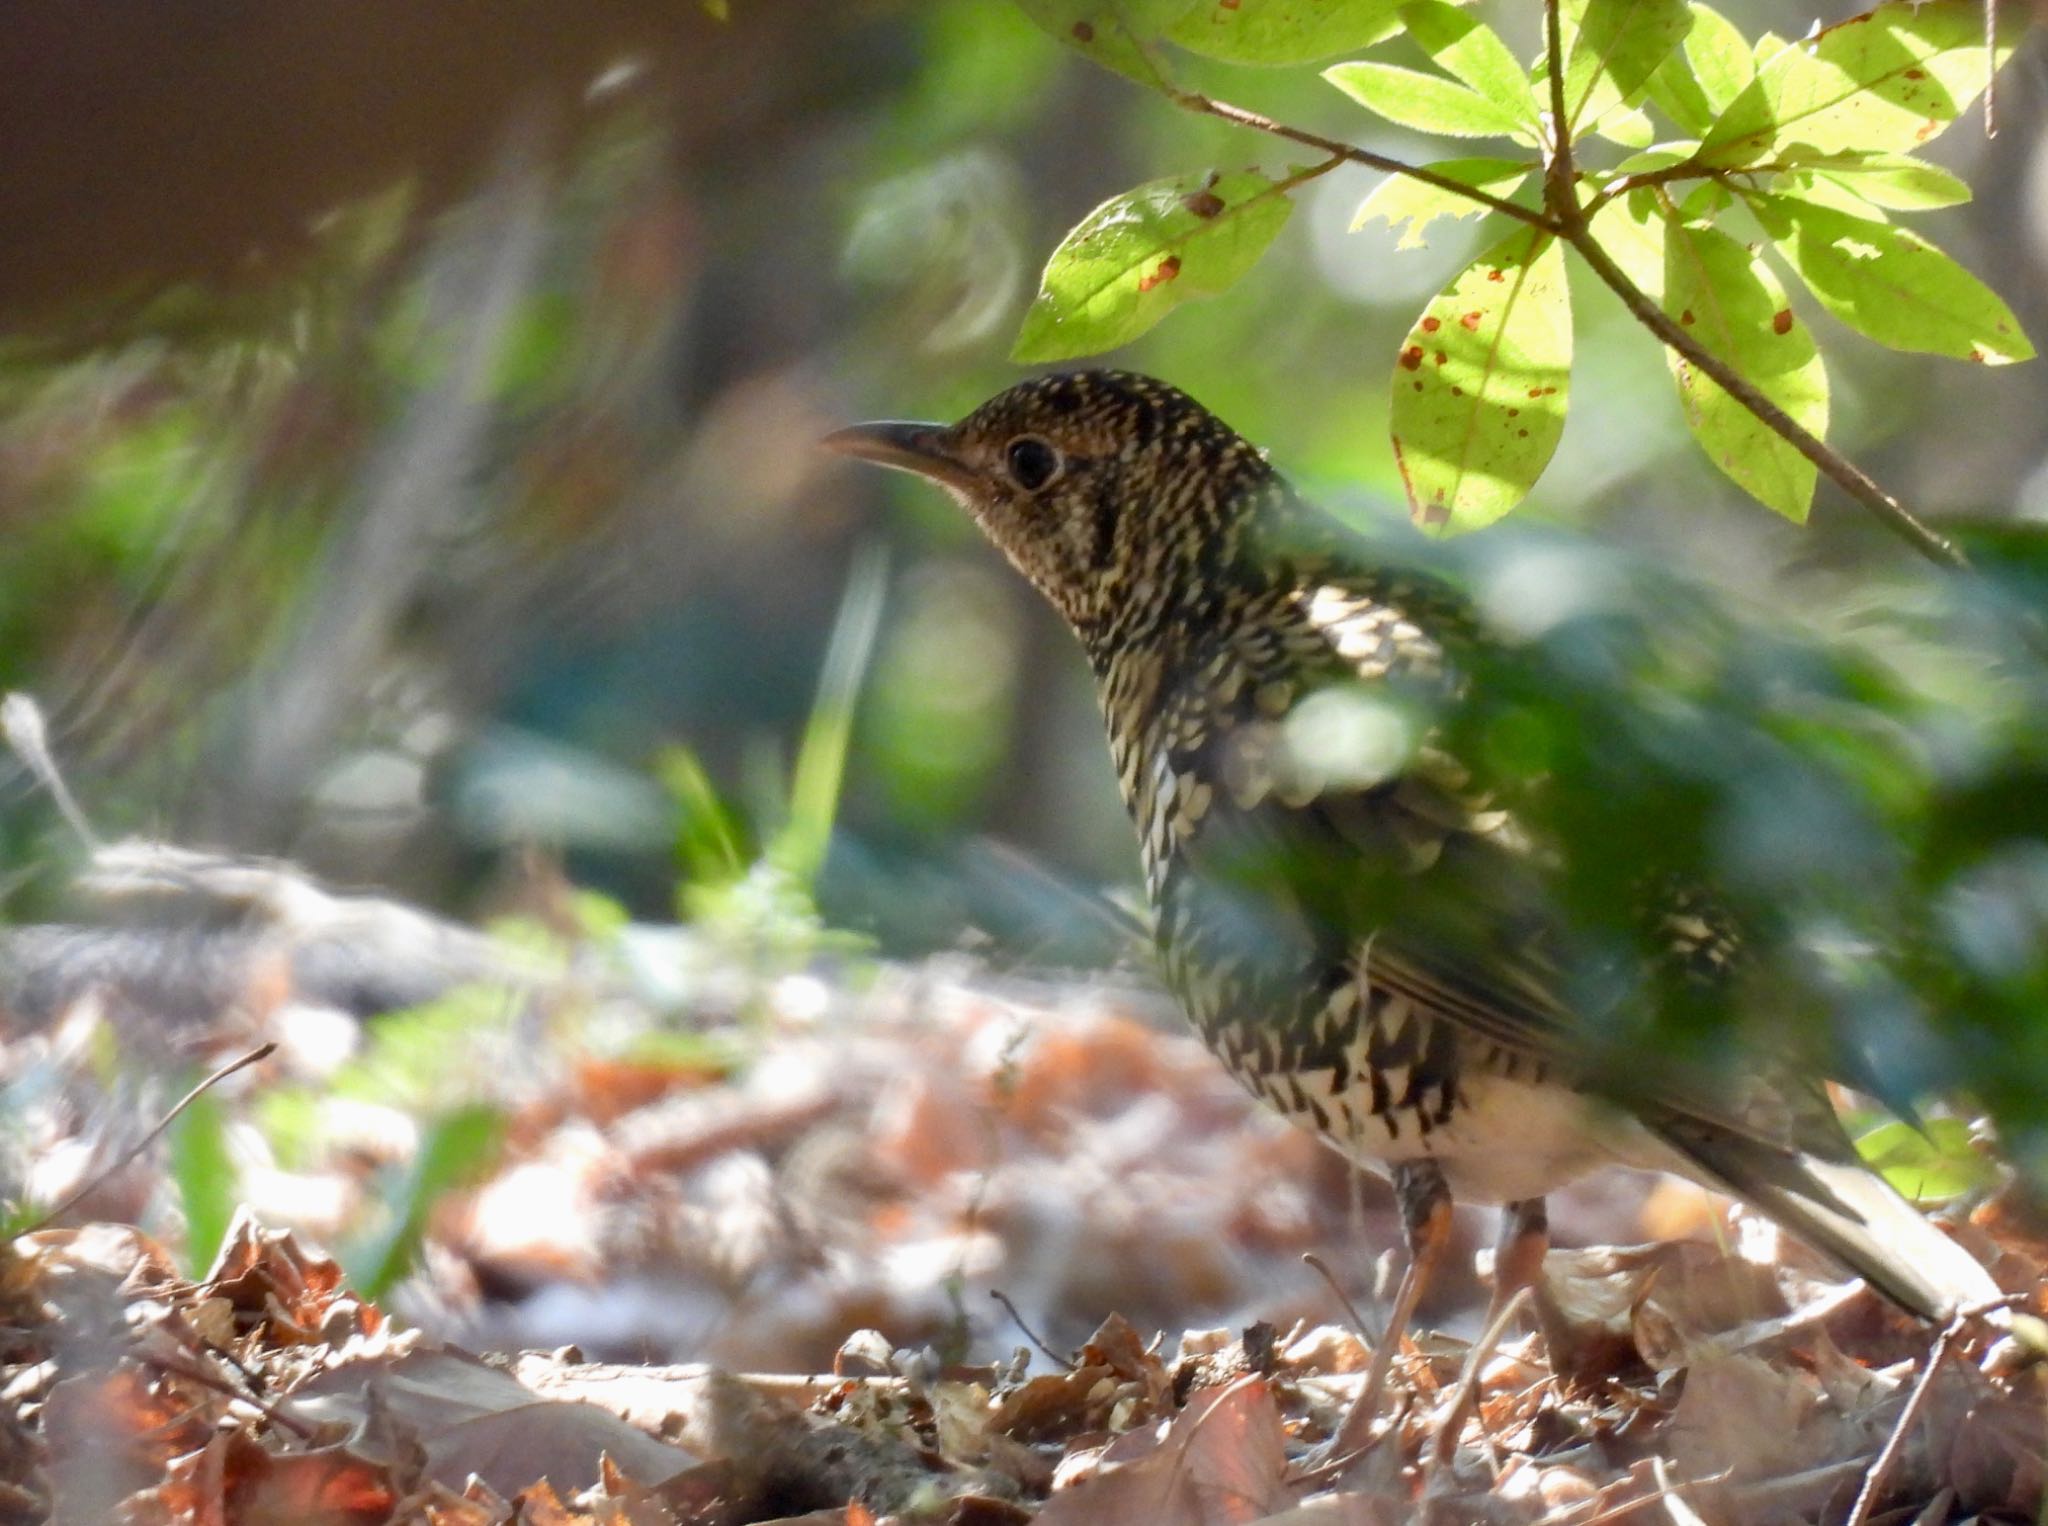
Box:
[771,544,890,892]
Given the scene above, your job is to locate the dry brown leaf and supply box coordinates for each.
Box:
[1033,1380,1290,1526]
[284,1344,699,1498]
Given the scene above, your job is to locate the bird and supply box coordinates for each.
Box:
[824,370,2004,1429]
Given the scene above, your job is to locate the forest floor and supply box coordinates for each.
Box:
[3,850,2046,1525]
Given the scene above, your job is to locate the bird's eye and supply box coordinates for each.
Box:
[1005,436,1062,492]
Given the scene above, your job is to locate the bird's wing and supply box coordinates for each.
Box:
[1159,568,1834,1151]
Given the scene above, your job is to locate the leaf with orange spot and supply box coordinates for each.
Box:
[1014,170,1295,361]
[1391,226,1572,534]
[1700,0,2024,167]
[1660,220,1827,520]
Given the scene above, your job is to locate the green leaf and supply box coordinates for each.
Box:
[1325,60,1536,138]
[1682,2,1754,115]
[1398,1,1539,128]
[1773,167,1894,219]
[170,1090,235,1276]
[1351,158,1532,248]
[1586,185,1668,291]
[1700,0,2022,167]
[1560,0,1694,139]
[1391,227,1572,533]
[1642,3,1752,135]
[1748,192,2033,365]
[1662,220,1828,519]
[773,543,890,890]
[350,1104,504,1300]
[1856,1117,1997,1205]
[1167,0,1403,65]
[1014,0,1197,85]
[1813,154,1972,211]
[1014,170,1296,361]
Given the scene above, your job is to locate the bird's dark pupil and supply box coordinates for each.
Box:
[1006,437,1059,491]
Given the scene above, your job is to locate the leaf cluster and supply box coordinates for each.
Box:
[1013,0,2032,534]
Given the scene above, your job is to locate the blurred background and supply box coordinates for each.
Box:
[4,1,2044,934]
[4,0,2048,1366]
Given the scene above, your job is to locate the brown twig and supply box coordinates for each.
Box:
[1424,1285,1532,1482]
[1541,0,1577,215]
[12,1042,277,1238]
[988,1288,1076,1370]
[1843,1315,1963,1526]
[1177,92,1558,232]
[142,1351,320,1441]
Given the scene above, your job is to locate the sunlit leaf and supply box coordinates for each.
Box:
[1351,158,1531,248]
[1856,1117,1997,1205]
[1325,60,1536,138]
[1167,0,1403,65]
[1700,0,2022,167]
[171,1091,235,1276]
[1644,4,1750,136]
[1585,184,1667,290]
[1682,2,1753,114]
[1806,152,1972,211]
[1661,221,1827,520]
[1398,1,1539,129]
[1014,170,1295,361]
[1559,0,1694,139]
[1390,227,1572,533]
[1014,0,1198,85]
[1748,193,2033,365]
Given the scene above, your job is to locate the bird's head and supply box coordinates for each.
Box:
[825,370,1280,644]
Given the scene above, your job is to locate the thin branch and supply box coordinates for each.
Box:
[13,1043,277,1238]
[1177,92,1558,232]
[1844,1315,1963,1526]
[1541,0,1577,211]
[1563,227,1969,570]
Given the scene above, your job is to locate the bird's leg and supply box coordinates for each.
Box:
[1326,1158,1453,1460]
[1485,1196,1548,1332]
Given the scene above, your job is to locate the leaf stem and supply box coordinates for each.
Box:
[1176,91,1558,233]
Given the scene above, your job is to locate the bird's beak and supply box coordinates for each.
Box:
[821,421,980,497]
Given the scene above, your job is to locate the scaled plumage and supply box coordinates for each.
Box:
[827,370,2000,1329]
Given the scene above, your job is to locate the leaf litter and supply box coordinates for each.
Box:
[2,857,2046,1522]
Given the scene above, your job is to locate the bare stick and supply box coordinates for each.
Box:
[1425,1285,1533,1481]
[12,1043,277,1237]
[988,1288,1076,1370]
[1844,1316,1962,1526]
[1303,1250,1383,1347]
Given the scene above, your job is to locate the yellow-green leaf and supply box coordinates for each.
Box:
[1391,228,1572,533]
[1351,158,1531,248]
[1326,60,1536,138]
[1749,192,2033,365]
[1013,170,1295,362]
[1559,0,1694,139]
[1398,1,1539,129]
[1700,0,2023,167]
[1168,0,1404,65]
[1662,221,1827,519]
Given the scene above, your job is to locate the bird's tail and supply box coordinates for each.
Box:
[1649,1123,2004,1326]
